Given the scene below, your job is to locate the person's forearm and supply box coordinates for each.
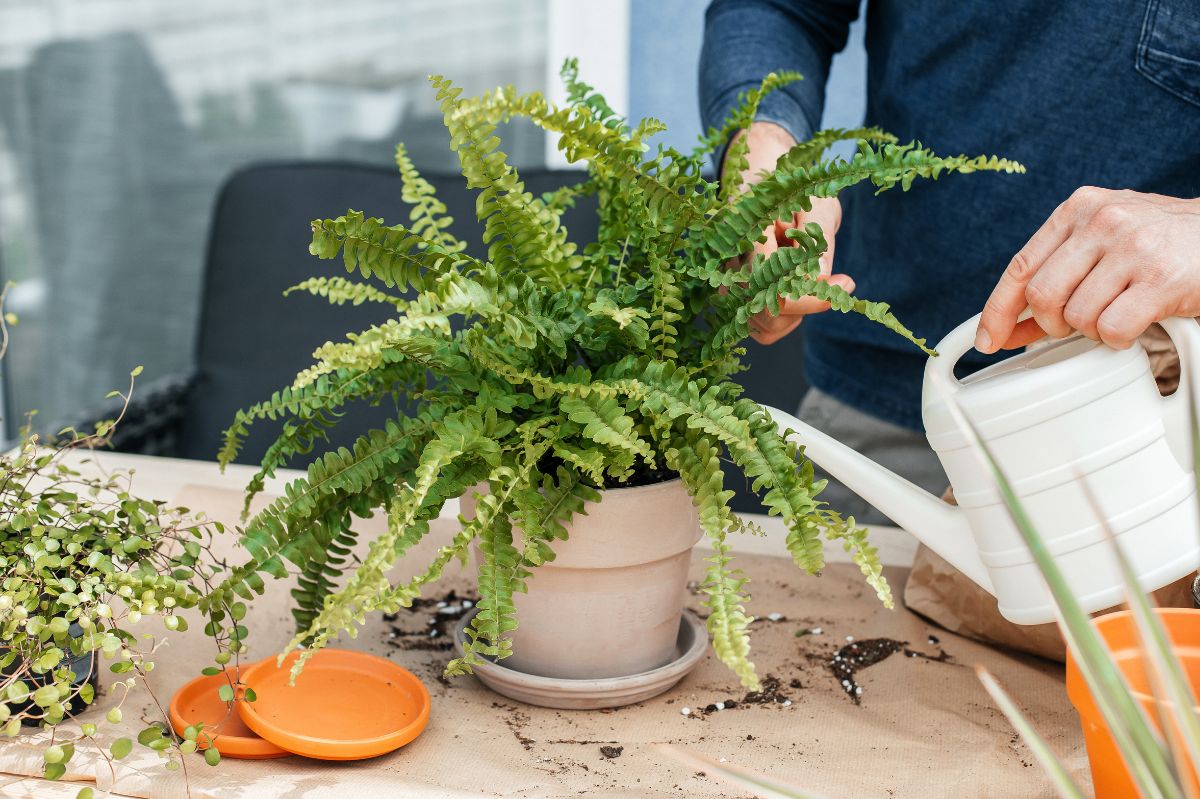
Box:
[698,0,860,150]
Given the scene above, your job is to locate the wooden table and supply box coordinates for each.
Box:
[3,452,1081,799]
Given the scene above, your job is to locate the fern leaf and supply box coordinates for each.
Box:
[701,141,1025,264]
[431,75,579,287]
[560,394,653,465]
[284,275,406,308]
[395,141,466,252]
[716,71,805,200]
[282,412,503,680]
[820,509,892,608]
[310,209,474,290]
[772,127,898,174]
[663,431,758,689]
[706,231,934,358]
[693,70,804,166]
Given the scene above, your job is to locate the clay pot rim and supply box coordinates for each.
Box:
[1068,607,1200,711]
[464,475,684,500]
[589,475,684,497]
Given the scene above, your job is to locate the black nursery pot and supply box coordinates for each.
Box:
[7,622,99,727]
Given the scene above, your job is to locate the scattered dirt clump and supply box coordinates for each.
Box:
[828,637,953,705]
[385,589,479,652]
[693,674,796,717]
[740,674,792,706]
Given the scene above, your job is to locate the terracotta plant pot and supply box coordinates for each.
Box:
[1066,608,1200,799]
[461,478,702,680]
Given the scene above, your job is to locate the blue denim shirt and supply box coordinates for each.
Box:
[700,0,1200,430]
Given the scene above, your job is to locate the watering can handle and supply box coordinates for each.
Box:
[929,308,1036,394]
[1158,317,1200,471]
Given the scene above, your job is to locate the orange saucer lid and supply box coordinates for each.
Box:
[169,666,290,760]
[237,649,431,761]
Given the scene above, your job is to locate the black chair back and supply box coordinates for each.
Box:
[177,160,808,512]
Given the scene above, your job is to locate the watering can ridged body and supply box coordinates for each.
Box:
[763,314,1200,625]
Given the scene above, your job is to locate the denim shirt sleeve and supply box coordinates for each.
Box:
[698,0,860,155]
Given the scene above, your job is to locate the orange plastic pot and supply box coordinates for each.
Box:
[1066,608,1200,798]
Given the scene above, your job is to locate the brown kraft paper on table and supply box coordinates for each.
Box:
[904,325,1195,662]
[0,483,1090,798]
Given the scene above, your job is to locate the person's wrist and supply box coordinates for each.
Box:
[724,121,797,188]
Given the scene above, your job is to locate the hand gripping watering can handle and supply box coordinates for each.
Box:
[929,308,1036,393]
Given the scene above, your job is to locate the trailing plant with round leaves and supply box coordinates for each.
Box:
[0,312,240,786]
[211,60,1023,689]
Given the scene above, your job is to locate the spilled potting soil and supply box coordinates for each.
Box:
[384,589,479,652]
[828,637,954,705]
[687,674,794,718]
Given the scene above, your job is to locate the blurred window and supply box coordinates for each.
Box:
[0,0,549,435]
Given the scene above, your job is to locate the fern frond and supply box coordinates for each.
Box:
[705,226,934,358]
[560,57,623,130]
[693,70,803,164]
[646,250,683,360]
[820,509,892,608]
[701,141,1025,263]
[716,71,805,200]
[292,325,457,390]
[445,426,556,675]
[310,209,474,290]
[773,127,898,174]
[561,394,654,466]
[284,276,406,308]
[517,466,599,567]
[395,141,466,252]
[662,430,759,689]
[431,75,579,287]
[282,411,503,679]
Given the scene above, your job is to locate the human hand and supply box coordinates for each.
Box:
[976,188,1200,352]
[725,122,854,346]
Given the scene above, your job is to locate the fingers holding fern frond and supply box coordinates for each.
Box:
[704,239,934,359]
[701,142,1025,264]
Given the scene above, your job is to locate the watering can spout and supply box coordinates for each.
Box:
[761,405,993,594]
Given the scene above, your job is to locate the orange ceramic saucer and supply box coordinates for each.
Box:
[237,649,431,761]
[169,665,290,759]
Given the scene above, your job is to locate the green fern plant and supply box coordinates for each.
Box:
[207,60,1023,688]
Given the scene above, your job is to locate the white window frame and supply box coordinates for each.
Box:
[544,0,631,168]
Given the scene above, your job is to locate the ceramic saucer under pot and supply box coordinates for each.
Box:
[452,608,708,709]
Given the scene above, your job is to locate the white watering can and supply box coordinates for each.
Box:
[764,314,1200,625]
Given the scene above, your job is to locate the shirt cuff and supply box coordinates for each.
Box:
[706,83,818,173]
